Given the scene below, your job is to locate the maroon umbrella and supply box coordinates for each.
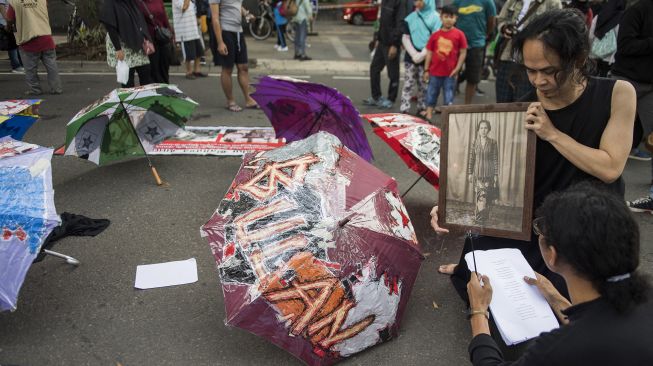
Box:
[363,113,441,190]
[201,132,423,365]
[251,75,373,162]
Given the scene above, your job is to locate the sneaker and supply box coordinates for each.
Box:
[376,97,393,109]
[362,97,378,106]
[200,57,207,65]
[50,89,63,95]
[627,196,653,213]
[11,67,24,74]
[299,55,312,61]
[278,46,289,52]
[629,149,652,161]
[274,44,280,50]
[24,90,42,96]
[475,87,485,96]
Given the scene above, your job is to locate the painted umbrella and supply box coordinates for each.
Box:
[251,76,374,162]
[0,99,41,140]
[0,137,60,312]
[364,113,441,189]
[64,84,198,184]
[201,132,423,365]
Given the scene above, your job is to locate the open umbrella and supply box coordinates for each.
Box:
[201,132,423,365]
[0,99,41,140]
[251,76,373,162]
[0,137,60,312]
[364,113,441,192]
[64,84,198,185]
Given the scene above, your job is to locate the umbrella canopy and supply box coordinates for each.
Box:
[364,113,441,189]
[64,84,197,165]
[0,137,60,312]
[201,132,423,365]
[0,99,41,140]
[251,76,374,162]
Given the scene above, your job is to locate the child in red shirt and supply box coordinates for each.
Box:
[423,5,467,120]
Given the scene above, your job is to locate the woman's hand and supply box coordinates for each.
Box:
[468,272,493,311]
[524,272,571,324]
[525,102,559,142]
[116,49,125,61]
[430,205,449,234]
[218,41,228,55]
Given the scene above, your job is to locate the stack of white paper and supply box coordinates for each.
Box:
[135,258,198,289]
[465,248,559,345]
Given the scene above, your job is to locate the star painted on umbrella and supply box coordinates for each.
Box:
[81,135,94,149]
[144,126,160,139]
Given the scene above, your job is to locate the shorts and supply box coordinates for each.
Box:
[182,39,204,61]
[215,31,248,68]
[463,47,485,85]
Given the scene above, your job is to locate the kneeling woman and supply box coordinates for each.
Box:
[467,182,653,365]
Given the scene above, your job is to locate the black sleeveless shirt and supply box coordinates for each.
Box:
[525,76,625,209]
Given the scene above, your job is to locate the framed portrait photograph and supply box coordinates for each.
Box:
[438,103,536,241]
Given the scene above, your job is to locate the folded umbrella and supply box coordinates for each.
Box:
[64,84,198,185]
[0,99,41,140]
[364,113,441,190]
[0,137,60,312]
[201,131,423,365]
[251,75,373,162]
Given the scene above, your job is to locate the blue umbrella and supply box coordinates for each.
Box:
[0,100,41,140]
[0,136,60,312]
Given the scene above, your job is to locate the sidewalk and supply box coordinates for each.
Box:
[1,21,374,75]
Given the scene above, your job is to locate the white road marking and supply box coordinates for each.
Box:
[328,36,354,59]
[332,76,370,80]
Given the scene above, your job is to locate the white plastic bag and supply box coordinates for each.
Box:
[116,60,129,85]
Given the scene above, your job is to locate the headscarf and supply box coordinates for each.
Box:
[594,0,625,39]
[404,0,441,50]
[100,0,150,51]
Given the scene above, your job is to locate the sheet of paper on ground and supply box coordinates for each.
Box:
[135,258,198,289]
[465,248,559,345]
[150,126,285,156]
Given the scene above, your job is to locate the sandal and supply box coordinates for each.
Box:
[245,103,259,109]
[226,103,242,112]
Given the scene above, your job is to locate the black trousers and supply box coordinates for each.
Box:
[370,43,400,102]
[123,64,152,88]
[149,41,171,84]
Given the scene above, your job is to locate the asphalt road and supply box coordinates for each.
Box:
[1,23,652,365]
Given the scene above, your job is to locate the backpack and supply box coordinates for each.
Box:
[282,0,299,19]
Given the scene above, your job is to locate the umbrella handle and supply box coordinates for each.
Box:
[151,166,163,186]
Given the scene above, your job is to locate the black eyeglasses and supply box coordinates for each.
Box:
[532,216,545,236]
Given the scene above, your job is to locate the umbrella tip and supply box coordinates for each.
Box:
[338,217,351,227]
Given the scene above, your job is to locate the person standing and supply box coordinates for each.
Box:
[137,0,174,83]
[6,0,61,95]
[292,0,313,60]
[400,0,440,115]
[612,0,653,212]
[362,0,407,109]
[0,0,22,73]
[101,0,152,88]
[173,0,207,79]
[588,0,624,78]
[467,120,499,224]
[453,0,496,104]
[494,0,561,103]
[210,0,258,112]
[273,0,288,52]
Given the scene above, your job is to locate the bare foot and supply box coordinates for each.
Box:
[438,263,457,275]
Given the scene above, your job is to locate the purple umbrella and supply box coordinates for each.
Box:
[251,76,373,161]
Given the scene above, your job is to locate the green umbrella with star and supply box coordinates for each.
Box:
[64,84,198,185]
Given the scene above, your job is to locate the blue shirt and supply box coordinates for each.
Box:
[452,0,496,48]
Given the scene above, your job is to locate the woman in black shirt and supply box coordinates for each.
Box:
[466,182,653,365]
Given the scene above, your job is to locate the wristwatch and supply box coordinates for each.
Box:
[467,308,489,320]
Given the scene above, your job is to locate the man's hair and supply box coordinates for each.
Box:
[512,8,592,86]
[536,182,650,313]
[440,5,458,16]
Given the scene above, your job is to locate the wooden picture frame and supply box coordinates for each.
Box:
[438,103,536,241]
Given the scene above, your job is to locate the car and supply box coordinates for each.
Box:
[342,0,379,25]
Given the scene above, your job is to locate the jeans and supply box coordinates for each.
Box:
[426,76,455,107]
[8,48,22,70]
[20,48,62,93]
[276,23,287,48]
[370,43,400,102]
[293,20,308,56]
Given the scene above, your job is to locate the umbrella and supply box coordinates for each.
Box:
[63,84,198,185]
[364,113,441,191]
[0,99,41,140]
[251,75,374,162]
[0,137,60,312]
[201,131,423,365]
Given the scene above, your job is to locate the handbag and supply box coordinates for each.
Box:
[590,27,617,59]
[139,0,172,44]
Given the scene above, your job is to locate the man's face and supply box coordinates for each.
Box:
[523,39,564,99]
